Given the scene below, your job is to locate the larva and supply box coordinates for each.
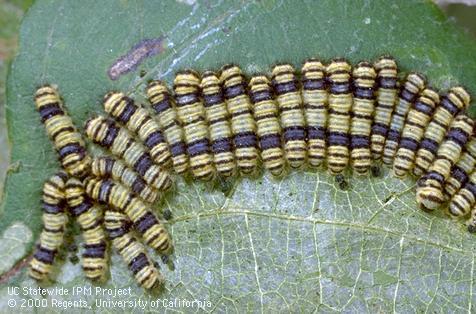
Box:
[301,59,328,168]
[350,61,376,175]
[146,80,189,175]
[326,59,353,175]
[371,56,399,160]
[65,178,108,281]
[29,172,68,281]
[220,64,259,175]
[271,64,307,169]
[173,70,214,180]
[249,75,285,176]
[382,73,426,165]
[34,85,91,178]
[200,71,236,177]
[393,88,439,177]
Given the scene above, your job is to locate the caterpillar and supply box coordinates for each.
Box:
[271,64,307,169]
[371,56,399,160]
[301,59,327,168]
[34,85,91,178]
[103,91,171,167]
[350,61,376,175]
[326,59,353,175]
[382,73,426,165]
[249,74,285,176]
[85,177,172,255]
[84,116,172,191]
[146,80,189,175]
[393,88,439,177]
[65,178,108,281]
[104,210,163,289]
[29,172,68,281]
[173,70,214,180]
[91,156,159,204]
[220,64,259,175]
[201,71,236,177]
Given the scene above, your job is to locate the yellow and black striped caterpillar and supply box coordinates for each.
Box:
[326,59,353,175]
[220,64,259,175]
[249,75,285,176]
[29,172,68,281]
[371,56,399,161]
[34,85,91,178]
[301,59,327,168]
[393,88,440,177]
[65,177,108,281]
[350,62,376,175]
[201,71,236,177]
[272,64,307,169]
[173,70,215,180]
[146,80,189,175]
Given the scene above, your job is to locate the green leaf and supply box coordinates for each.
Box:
[2,0,476,312]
